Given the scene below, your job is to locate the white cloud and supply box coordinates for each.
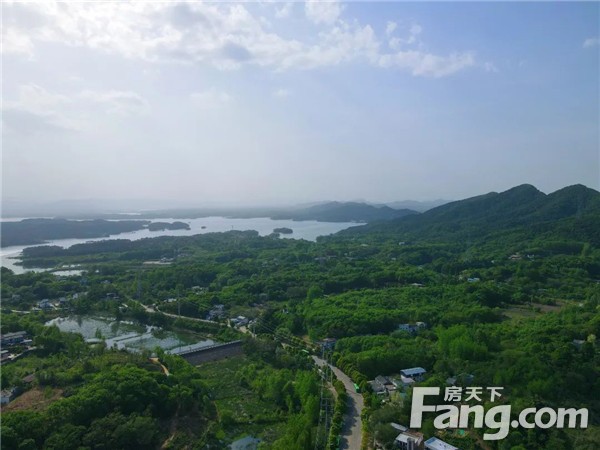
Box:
[388,23,422,50]
[305,0,343,25]
[275,2,294,19]
[2,84,149,133]
[279,22,380,69]
[378,51,475,78]
[3,84,76,132]
[14,84,70,110]
[2,1,478,78]
[79,90,150,116]
[1,27,35,58]
[408,25,423,42]
[583,37,599,48]
[190,89,233,108]
[272,88,290,98]
[483,61,498,73]
[385,21,397,38]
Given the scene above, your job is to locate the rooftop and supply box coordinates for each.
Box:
[425,437,459,450]
[1,331,27,339]
[395,431,424,445]
[401,367,427,376]
[230,436,261,450]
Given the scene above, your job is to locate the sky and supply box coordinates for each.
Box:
[2,1,599,209]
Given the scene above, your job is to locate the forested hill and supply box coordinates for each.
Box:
[340,184,600,244]
[270,202,417,222]
[0,219,189,247]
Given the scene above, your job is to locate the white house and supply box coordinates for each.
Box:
[424,437,458,450]
[395,430,424,450]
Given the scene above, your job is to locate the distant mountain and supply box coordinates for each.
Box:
[270,202,418,223]
[341,184,600,244]
[0,198,194,217]
[384,199,450,212]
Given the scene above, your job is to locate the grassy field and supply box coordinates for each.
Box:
[195,355,287,447]
[502,300,565,320]
[1,387,63,413]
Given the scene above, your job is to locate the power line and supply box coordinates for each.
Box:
[250,315,332,450]
[315,346,334,450]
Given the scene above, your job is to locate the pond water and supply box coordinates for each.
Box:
[45,315,214,353]
[52,270,85,277]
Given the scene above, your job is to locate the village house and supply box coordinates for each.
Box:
[400,367,427,382]
[394,427,424,450]
[398,322,428,334]
[370,380,387,395]
[230,316,249,328]
[38,299,52,310]
[397,375,416,388]
[206,304,225,321]
[369,375,397,395]
[0,387,19,405]
[0,350,12,364]
[424,437,458,450]
[1,331,27,347]
[230,436,261,450]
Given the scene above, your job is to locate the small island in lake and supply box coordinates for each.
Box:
[273,227,293,234]
[147,221,191,231]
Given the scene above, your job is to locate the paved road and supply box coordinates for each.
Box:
[313,356,364,450]
[135,301,362,446]
[156,307,225,326]
[132,299,225,326]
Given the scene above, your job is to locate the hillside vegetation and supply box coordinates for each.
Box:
[1,184,599,449]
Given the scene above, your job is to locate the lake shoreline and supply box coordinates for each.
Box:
[1,216,363,274]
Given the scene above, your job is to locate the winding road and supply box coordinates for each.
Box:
[313,356,364,450]
[132,299,225,326]
[134,300,363,447]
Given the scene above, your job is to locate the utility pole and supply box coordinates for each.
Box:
[315,346,333,450]
[135,270,142,299]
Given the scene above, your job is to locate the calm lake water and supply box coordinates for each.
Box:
[46,315,214,352]
[1,216,363,274]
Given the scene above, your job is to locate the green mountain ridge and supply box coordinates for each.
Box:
[271,201,418,222]
[341,184,600,244]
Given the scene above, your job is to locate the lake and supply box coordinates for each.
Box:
[1,216,363,274]
[46,315,214,352]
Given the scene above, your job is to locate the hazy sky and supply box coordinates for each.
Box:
[2,1,599,207]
